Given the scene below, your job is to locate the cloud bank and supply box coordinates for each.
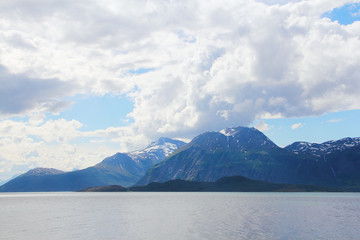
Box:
[1,0,360,176]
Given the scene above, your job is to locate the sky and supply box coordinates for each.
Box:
[1,0,360,182]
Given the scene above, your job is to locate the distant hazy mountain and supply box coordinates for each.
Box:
[22,167,65,176]
[0,138,185,192]
[137,127,360,190]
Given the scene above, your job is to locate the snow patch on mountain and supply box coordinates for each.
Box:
[128,137,185,165]
[133,142,179,157]
[285,137,360,156]
[219,128,239,137]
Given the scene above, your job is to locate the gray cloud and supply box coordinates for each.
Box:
[0,0,75,19]
[4,33,36,50]
[0,65,74,116]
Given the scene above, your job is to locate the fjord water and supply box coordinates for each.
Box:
[1,192,359,240]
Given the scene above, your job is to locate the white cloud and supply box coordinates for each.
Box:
[291,123,304,130]
[256,0,301,5]
[327,118,343,123]
[0,118,121,177]
[1,0,360,178]
[254,121,272,132]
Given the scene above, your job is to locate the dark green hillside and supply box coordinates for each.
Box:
[82,176,336,192]
[80,185,128,192]
[326,145,360,190]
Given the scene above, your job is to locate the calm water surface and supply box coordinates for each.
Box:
[0,192,359,240]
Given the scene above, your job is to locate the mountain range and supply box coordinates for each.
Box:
[1,126,360,192]
[136,127,360,190]
[0,137,185,192]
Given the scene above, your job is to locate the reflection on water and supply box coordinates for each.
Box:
[0,192,359,240]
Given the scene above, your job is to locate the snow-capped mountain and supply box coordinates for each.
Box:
[97,137,185,173]
[137,126,284,186]
[183,126,277,153]
[285,137,360,157]
[137,127,360,190]
[128,137,185,167]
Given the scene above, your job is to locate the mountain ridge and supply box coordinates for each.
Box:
[285,137,360,157]
[136,127,360,190]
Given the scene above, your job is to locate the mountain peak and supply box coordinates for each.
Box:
[138,137,186,158]
[219,128,240,137]
[126,137,186,168]
[186,126,277,152]
[147,137,183,148]
[22,167,64,177]
[219,126,257,137]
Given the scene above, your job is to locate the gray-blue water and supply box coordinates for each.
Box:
[0,192,359,240]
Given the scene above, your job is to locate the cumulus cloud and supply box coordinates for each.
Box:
[1,0,360,177]
[124,0,360,141]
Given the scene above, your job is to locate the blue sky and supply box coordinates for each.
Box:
[1,0,360,181]
[59,94,134,131]
[252,110,360,147]
[323,3,360,25]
